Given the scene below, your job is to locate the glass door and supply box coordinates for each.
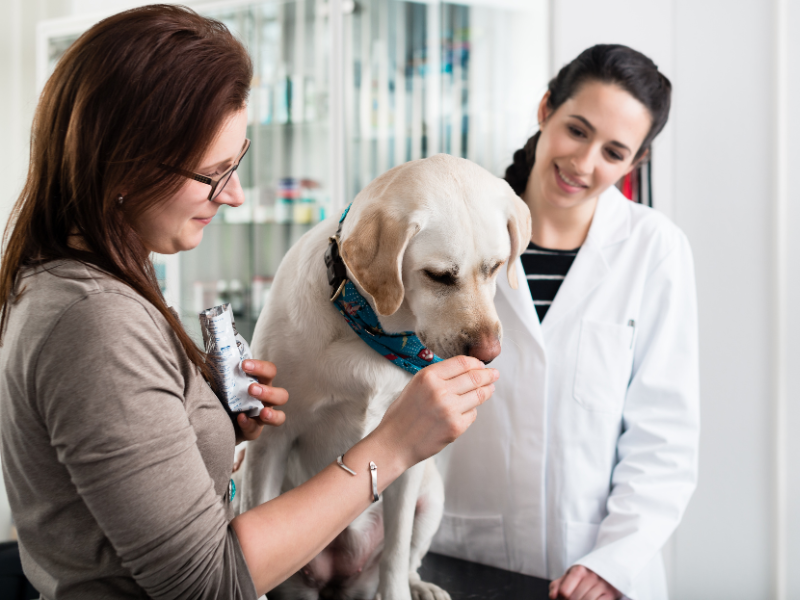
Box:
[38,0,549,344]
[342,0,548,201]
[180,0,333,343]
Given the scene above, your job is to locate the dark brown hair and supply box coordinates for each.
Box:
[0,4,252,375]
[505,44,672,196]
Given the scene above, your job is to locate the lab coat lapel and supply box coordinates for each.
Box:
[496,259,546,352]
[541,188,630,334]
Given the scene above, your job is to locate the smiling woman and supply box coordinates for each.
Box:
[432,45,699,600]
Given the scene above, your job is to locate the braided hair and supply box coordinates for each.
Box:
[504,44,672,196]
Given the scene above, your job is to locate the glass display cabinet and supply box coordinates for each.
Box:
[38,0,548,344]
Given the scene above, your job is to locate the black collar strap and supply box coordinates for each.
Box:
[324,207,349,301]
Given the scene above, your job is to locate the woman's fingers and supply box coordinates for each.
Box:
[241,399,287,428]
[248,381,289,408]
[236,407,286,441]
[581,585,608,600]
[236,413,263,441]
[453,382,495,418]
[555,566,585,599]
[231,375,289,442]
[447,366,499,396]
[242,359,277,384]
[571,576,597,600]
[427,355,486,380]
[254,406,286,427]
[549,578,563,599]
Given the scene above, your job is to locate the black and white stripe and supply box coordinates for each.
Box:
[520,242,580,321]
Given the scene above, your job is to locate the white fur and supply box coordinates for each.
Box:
[238,155,531,600]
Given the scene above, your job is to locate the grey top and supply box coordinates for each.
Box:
[0,260,258,600]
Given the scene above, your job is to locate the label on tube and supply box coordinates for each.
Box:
[199,303,262,417]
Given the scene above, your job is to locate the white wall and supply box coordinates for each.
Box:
[553,0,795,598]
[0,0,71,235]
[671,1,776,596]
[785,0,800,596]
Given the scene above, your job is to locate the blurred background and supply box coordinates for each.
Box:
[0,0,798,598]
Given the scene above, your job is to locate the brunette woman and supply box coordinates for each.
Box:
[0,6,495,599]
[432,45,699,600]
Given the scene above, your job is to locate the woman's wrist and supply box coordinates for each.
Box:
[343,428,409,495]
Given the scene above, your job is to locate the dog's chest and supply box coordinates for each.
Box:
[282,360,410,485]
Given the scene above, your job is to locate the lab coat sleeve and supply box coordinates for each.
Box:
[575,233,700,597]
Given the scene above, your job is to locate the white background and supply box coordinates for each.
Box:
[1,0,798,598]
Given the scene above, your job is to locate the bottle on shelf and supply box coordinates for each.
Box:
[294,178,318,224]
[254,186,275,223]
[276,177,299,224]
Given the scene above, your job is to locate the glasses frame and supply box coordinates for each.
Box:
[160,138,251,201]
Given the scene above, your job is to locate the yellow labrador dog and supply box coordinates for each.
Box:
[239,154,531,600]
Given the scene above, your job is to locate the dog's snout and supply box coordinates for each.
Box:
[466,333,501,364]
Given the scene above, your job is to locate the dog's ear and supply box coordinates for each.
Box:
[506,194,532,290]
[340,206,419,316]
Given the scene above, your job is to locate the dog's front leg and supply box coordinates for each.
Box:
[238,429,293,512]
[407,460,449,600]
[376,460,426,600]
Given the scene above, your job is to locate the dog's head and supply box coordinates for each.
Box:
[339,154,531,363]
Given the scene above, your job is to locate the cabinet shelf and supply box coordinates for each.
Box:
[40,0,548,347]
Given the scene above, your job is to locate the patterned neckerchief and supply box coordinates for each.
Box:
[325,206,443,375]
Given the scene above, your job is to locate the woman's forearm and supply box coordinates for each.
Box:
[231,431,407,595]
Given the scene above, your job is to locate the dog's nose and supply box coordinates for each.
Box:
[467,335,501,364]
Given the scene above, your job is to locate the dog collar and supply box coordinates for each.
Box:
[324,206,443,375]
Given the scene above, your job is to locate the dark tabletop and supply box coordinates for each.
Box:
[419,552,552,600]
[0,541,553,600]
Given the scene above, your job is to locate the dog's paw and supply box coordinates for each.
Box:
[410,580,451,600]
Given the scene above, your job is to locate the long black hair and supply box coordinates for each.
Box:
[504,44,672,196]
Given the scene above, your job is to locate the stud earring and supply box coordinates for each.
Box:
[116,194,124,205]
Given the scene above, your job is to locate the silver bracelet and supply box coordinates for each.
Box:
[336,454,380,503]
[336,454,357,475]
[369,461,379,503]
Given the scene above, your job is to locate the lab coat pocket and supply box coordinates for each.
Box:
[432,513,510,570]
[573,319,633,413]
[565,520,601,567]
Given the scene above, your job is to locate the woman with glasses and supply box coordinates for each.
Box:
[0,6,495,599]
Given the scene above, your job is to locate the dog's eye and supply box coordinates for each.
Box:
[489,262,502,275]
[424,270,458,286]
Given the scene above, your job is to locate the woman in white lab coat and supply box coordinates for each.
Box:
[431,45,699,600]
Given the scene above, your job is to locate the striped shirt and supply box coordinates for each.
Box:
[520,241,580,321]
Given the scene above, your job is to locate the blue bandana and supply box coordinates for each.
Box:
[326,206,443,375]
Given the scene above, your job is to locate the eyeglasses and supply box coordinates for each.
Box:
[160,138,251,201]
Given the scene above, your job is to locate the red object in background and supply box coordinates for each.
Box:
[621,172,634,200]
[616,160,652,206]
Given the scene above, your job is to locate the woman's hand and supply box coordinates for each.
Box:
[234,359,289,443]
[376,355,499,470]
[549,565,622,600]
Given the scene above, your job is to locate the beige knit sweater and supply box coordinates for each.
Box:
[0,260,257,599]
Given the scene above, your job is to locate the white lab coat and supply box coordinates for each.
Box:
[431,185,700,600]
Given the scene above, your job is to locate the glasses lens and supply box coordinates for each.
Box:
[210,167,236,202]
